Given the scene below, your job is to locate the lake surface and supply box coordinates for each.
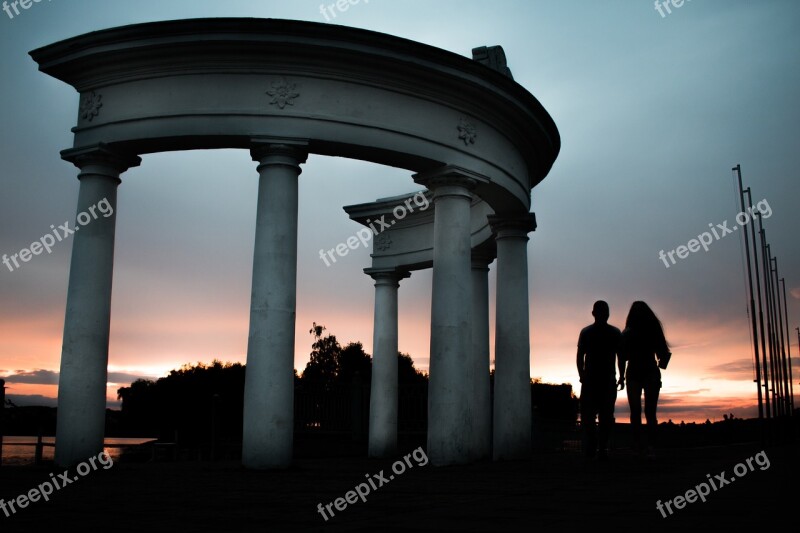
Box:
[0,437,156,465]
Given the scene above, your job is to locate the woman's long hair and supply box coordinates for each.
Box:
[625,301,669,348]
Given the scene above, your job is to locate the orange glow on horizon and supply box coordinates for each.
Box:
[1,307,776,425]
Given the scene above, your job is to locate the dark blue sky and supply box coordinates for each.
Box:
[1,0,798,421]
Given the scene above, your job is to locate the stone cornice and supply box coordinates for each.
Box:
[29,18,559,190]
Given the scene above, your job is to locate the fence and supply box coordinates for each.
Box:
[294,379,428,439]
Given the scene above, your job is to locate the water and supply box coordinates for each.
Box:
[0,437,156,466]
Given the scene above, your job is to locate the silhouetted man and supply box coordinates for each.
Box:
[576,300,622,460]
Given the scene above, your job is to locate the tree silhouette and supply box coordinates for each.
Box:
[338,342,372,384]
[117,360,245,443]
[398,352,427,385]
[302,323,342,389]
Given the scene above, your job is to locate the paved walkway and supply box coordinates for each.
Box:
[0,443,794,532]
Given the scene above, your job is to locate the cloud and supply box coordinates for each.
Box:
[654,399,757,419]
[107,372,155,384]
[669,341,711,351]
[5,394,121,409]
[650,392,715,408]
[659,389,712,397]
[1,369,155,385]
[2,369,58,384]
[705,358,755,379]
[705,357,800,381]
[791,288,800,300]
[614,393,758,422]
[6,394,58,407]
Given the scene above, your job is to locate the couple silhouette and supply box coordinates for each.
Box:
[576,300,671,460]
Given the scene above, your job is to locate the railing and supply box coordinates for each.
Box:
[2,435,54,465]
[2,378,581,463]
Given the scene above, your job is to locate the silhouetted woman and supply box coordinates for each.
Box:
[619,301,671,456]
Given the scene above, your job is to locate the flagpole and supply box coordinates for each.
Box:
[796,326,800,413]
[0,378,4,467]
[734,165,763,422]
[751,216,773,419]
[750,213,772,419]
[752,212,771,419]
[772,258,789,416]
[766,247,784,416]
[781,279,794,413]
[759,229,778,417]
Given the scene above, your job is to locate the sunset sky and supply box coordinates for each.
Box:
[1,0,798,424]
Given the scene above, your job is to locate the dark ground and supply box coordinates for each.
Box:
[0,441,795,532]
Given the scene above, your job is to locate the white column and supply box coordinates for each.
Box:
[471,251,493,460]
[55,145,140,468]
[490,214,536,460]
[366,268,410,458]
[414,169,476,466]
[242,141,308,469]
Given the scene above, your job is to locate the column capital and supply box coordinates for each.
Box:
[412,165,489,201]
[250,138,309,166]
[61,143,141,173]
[365,267,411,287]
[488,213,537,240]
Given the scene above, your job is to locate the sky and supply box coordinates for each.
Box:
[1,0,798,423]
